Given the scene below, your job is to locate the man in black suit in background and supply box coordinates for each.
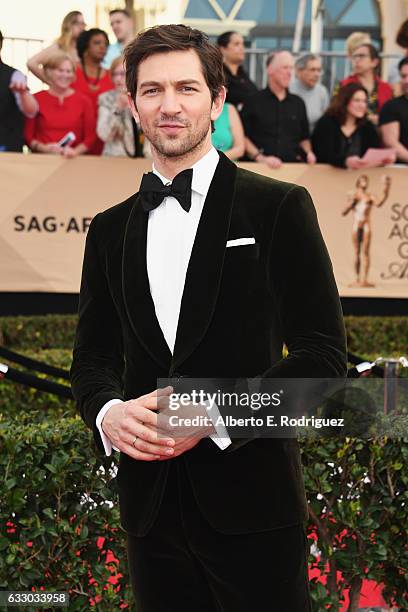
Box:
[70,24,347,612]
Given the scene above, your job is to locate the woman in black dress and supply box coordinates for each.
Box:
[312,82,395,168]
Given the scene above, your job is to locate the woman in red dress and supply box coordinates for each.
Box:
[73,28,114,154]
[25,52,95,157]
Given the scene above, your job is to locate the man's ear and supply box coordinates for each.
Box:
[128,93,140,123]
[210,85,227,122]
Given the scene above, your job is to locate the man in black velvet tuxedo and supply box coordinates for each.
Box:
[70,24,347,612]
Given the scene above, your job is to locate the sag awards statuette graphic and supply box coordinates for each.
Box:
[342,174,392,288]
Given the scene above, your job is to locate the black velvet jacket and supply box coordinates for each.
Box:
[70,152,347,536]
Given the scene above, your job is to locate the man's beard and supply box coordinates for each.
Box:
[141,113,211,159]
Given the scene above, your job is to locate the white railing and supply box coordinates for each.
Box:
[2,36,45,92]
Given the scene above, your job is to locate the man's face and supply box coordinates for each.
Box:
[268,51,294,90]
[130,49,224,159]
[296,58,322,88]
[110,13,132,43]
[351,45,377,76]
[400,64,408,95]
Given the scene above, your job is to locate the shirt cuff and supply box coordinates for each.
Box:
[11,70,37,116]
[203,400,232,450]
[95,399,123,456]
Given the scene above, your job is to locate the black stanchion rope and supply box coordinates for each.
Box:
[0,350,404,400]
[0,346,69,379]
[1,365,73,399]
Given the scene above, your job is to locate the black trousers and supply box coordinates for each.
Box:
[127,458,312,612]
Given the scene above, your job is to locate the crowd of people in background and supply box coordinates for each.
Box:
[1,9,408,167]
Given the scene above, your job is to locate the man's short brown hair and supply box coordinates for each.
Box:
[124,24,225,103]
[109,8,131,18]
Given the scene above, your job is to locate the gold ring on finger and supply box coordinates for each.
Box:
[132,436,138,448]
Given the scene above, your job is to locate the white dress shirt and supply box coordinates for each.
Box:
[96,146,231,455]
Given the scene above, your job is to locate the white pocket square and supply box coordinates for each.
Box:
[226,237,255,247]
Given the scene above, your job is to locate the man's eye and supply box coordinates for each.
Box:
[144,88,158,95]
[181,86,195,92]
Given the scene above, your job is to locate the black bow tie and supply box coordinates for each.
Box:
[139,168,193,213]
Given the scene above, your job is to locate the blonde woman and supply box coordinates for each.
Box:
[27,11,85,83]
[97,57,136,157]
[25,52,95,157]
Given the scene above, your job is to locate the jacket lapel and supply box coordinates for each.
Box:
[171,153,237,372]
[122,194,172,370]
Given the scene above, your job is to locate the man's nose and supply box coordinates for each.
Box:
[160,90,182,115]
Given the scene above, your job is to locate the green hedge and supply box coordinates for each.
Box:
[3,314,408,356]
[0,350,72,423]
[1,411,406,610]
[1,314,408,611]
[345,316,408,356]
[302,436,408,609]
[0,416,133,611]
[0,315,77,350]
